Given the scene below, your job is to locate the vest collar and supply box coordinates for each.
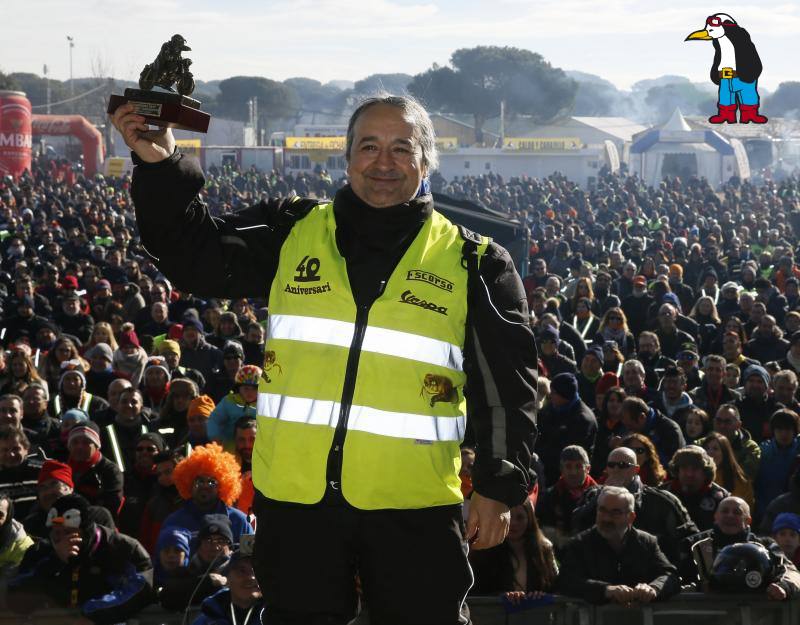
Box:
[333,185,432,258]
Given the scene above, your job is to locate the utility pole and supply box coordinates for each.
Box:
[43,64,51,114]
[252,96,258,146]
[499,100,506,148]
[67,36,75,98]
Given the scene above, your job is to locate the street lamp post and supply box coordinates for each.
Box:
[67,35,75,98]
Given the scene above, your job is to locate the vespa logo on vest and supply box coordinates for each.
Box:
[399,290,448,315]
[285,255,332,295]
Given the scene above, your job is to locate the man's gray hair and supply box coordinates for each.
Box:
[560,445,590,466]
[345,93,439,172]
[623,359,645,376]
[599,485,635,513]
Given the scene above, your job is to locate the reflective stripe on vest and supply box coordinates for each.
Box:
[268,314,464,371]
[252,201,488,509]
[257,393,466,441]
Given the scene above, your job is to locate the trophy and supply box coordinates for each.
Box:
[107,34,210,133]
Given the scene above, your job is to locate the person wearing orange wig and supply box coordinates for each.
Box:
[158,442,253,549]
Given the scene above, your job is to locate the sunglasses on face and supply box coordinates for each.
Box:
[136,445,158,453]
[607,461,636,469]
[194,477,219,488]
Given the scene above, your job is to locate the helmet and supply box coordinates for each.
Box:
[710,542,775,592]
[235,365,262,387]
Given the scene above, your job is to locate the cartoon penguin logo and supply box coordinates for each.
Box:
[685,14,767,124]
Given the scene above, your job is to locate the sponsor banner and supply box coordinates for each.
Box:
[502,137,582,151]
[286,136,346,151]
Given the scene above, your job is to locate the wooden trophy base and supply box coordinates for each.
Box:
[107,88,210,133]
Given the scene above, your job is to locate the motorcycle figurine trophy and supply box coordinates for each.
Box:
[107,34,210,132]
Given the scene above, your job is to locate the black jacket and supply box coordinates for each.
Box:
[557,526,680,603]
[572,477,699,572]
[9,524,153,624]
[662,480,729,532]
[132,151,539,508]
[535,399,597,486]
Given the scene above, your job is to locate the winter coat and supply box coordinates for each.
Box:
[536,399,598,486]
[207,392,257,445]
[191,588,264,625]
[573,477,698,570]
[557,527,680,603]
[9,524,154,624]
[756,437,800,519]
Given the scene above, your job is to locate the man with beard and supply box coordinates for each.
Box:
[668,264,694,314]
[20,383,60,457]
[592,271,620,317]
[558,486,680,604]
[573,448,698,575]
[690,355,741,420]
[537,445,596,547]
[9,493,153,622]
[663,446,728,531]
[655,304,695,360]
[636,332,676,390]
[735,365,784,442]
[621,360,657,404]
[621,397,685,468]
[622,276,654,336]
[54,293,94,345]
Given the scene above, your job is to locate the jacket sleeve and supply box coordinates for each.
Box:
[81,535,154,624]
[556,537,610,603]
[100,460,125,519]
[131,151,314,299]
[645,536,681,600]
[463,241,539,508]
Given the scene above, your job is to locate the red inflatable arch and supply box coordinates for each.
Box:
[31,114,104,176]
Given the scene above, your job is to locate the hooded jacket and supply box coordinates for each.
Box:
[756,437,800,519]
[9,523,153,624]
[0,499,33,577]
[193,587,264,625]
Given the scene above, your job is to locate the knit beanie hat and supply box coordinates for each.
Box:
[120,329,141,349]
[144,356,171,380]
[188,395,215,419]
[669,264,683,277]
[68,422,102,448]
[584,345,604,364]
[61,408,89,425]
[198,514,233,544]
[595,372,619,396]
[539,326,560,344]
[772,513,800,535]
[743,364,770,387]
[551,373,579,400]
[59,360,86,389]
[38,460,74,488]
[159,339,181,357]
[86,343,113,363]
[138,432,166,453]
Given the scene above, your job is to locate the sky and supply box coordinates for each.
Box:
[3,0,798,93]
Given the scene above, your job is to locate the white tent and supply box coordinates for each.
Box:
[629,109,749,188]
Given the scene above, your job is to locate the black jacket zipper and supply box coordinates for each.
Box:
[326,280,387,495]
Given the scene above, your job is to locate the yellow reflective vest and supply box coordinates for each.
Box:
[252,201,488,509]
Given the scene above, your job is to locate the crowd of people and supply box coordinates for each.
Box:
[2,149,800,621]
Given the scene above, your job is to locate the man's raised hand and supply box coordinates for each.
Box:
[109,102,175,163]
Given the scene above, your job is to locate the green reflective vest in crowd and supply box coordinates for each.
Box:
[252,201,488,509]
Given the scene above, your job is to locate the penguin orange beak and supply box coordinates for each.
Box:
[685,29,712,41]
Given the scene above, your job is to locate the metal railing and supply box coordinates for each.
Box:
[1,593,798,625]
